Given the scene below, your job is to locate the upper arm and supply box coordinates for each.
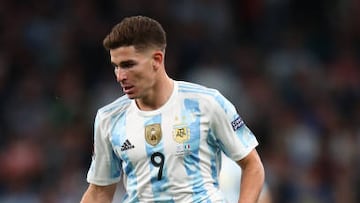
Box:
[81,183,117,203]
[236,149,265,202]
[236,149,263,171]
[87,111,122,185]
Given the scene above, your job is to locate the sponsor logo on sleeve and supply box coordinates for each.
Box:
[231,116,244,131]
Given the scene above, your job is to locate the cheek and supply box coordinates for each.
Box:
[132,71,146,81]
[132,63,155,85]
[140,74,156,92]
[135,66,154,82]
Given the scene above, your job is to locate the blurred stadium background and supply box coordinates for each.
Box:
[0,0,359,202]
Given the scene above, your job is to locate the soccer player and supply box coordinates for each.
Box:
[81,15,264,203]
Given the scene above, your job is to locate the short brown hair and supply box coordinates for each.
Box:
[103,16,166,52]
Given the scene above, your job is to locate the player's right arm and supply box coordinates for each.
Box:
[82,109,123,202]
[80,183,117,203]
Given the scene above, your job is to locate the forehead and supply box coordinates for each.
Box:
[110,46,140,63]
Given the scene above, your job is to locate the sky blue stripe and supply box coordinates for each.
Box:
[179,88,217,97]
[178,82,238,119]
[110,110,139,202]
[178,83,218,96]
[207,128,220,188]
[122,152,139,203]
[182,99,209,202]
[144,115,174,202]
[109,112,126,179]
[179,87,237,120]
[110,111,126,147]
[236,125,256,148]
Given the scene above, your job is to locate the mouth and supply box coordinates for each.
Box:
[122,85,135,94]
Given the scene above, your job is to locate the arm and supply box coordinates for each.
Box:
[236,149,265,203]
[258,184,273,203]
[80,183,117,203]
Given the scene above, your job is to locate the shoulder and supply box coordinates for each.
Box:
[177,81,232,108]
[96,95,132,121]
[177,81,220,98]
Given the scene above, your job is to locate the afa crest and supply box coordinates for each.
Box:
[145,124,162,146]
[172,125,190,143]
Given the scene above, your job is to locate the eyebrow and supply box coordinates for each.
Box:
[111,60,137,67]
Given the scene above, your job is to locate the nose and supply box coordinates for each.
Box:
[114,67,127,83]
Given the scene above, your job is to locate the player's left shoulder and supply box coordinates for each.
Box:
[177,81,220,98]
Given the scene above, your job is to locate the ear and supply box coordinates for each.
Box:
[152,51,164,70]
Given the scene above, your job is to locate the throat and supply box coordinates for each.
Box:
[136,79,174,111]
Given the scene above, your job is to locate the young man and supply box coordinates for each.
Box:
[81,16,264,203]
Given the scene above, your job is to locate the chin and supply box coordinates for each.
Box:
[126,94,135,99]
[125,93,138,100]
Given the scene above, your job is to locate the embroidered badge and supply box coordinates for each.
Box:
[145,124,162,146]
[172,125,190,143]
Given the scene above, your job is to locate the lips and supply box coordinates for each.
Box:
[122,85,134,94]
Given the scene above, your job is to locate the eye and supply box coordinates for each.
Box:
[111,60,137,70]
[111,62,119,69]
[120,61,136,69]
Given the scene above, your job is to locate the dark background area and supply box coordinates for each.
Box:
[0,0,359,202]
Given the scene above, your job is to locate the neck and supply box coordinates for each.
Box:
[136,76,174,111]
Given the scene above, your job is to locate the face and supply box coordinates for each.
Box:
[110,46,162,100]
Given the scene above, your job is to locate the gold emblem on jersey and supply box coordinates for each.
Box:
[172,125,190,143]
[145,124,162,146]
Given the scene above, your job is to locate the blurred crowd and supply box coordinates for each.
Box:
[0,0,359,202]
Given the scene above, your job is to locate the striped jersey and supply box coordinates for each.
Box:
[86,81,259,203]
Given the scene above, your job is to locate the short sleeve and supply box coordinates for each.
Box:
[86,111,122,185]
[210,91,258,161]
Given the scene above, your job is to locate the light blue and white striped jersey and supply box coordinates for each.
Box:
[87,81,259,203]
